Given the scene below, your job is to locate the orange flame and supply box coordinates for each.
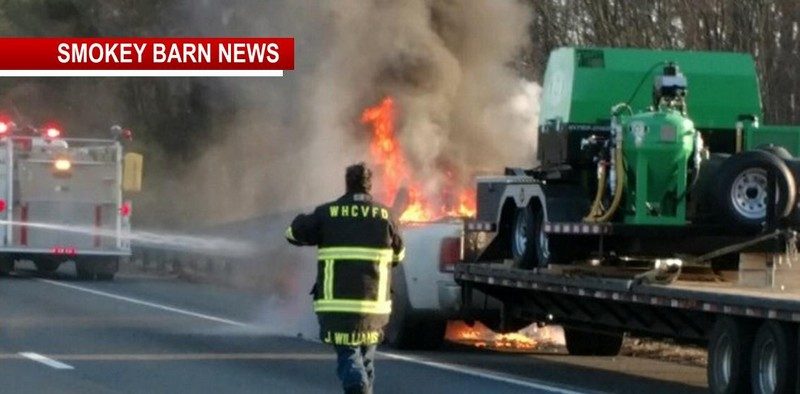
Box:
[445,321,565,352]
[361,96,476,222]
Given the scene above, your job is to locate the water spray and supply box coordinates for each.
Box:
[0,220,257,258]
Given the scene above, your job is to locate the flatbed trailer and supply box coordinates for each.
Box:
[455,235,800,393]
[456,259,800,342]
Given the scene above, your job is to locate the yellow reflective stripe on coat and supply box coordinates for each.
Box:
[323,259,334,300]
[314,299,392,314]
[393,247,406,263]
[318,247,393,262]
[376,261,389,302]
[285,227,296,241]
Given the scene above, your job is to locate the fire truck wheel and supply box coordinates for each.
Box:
[563,327,623,356]
[0,256,13,276]
[750,321,797,394]
[34,260,60,273]
[716,150,796,226]
[707,317,756,394]
[76,258,118,281]
[76,265,95,281]
[95,258,119,281]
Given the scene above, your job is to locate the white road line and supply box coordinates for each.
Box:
[379,352,590,394]
[19,352,74,370]
[37,279,251,328]
[37,278,586,392]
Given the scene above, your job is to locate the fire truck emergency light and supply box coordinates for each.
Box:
[45,127,61,139]
[0,122,8,135]
[119,201,132,217]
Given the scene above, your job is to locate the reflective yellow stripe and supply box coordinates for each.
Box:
[285,227,296,241]
[318,247,393,262]
[377,261,388,302]
[323,260,334,300]
[393,247,406,262]
[314,299,392,314]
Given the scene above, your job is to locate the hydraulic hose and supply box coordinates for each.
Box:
[585,162,608,219]
[592,144,626,222]
[585,107,628,223]
[585,144,625,222]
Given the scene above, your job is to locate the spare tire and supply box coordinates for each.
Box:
[716,151,796,226]
[756,144,793,160]
[782,159,800,225]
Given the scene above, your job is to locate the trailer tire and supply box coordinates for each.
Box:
[716,151,795,226]
[564,327,622,356]
[750,321,797,394]
[512,204,579,268]
[511,206,538,268]
[708,317,756,394]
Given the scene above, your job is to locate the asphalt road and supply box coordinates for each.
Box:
[0,262,708,394]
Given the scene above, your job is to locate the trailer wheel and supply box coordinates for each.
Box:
[708,317,756,394]
[563,327,622,356]
[750,321,797,394]
[716,151,795,226]
[511,206,537,268]
[512,204,575,268]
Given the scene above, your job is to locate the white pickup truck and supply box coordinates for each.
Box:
[385,219,503,350]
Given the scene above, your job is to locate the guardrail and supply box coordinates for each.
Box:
[131,246,257,286]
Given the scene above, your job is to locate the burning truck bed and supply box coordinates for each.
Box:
[360,96,551,351]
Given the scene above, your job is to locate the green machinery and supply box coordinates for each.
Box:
[536,47,800,227]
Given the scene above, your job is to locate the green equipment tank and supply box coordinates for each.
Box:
[621,108,696,224]
[585,62,700,225]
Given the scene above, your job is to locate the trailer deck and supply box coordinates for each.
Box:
[455,263,800,338]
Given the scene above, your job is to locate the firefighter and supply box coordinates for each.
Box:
[285,162,405,394]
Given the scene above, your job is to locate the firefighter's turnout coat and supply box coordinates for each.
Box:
[285,192,405,346]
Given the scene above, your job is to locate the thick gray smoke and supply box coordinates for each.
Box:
[184,0,539,222]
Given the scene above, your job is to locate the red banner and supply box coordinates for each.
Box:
[0,37,294,77]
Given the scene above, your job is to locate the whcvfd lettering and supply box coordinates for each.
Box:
[329,205,388,219]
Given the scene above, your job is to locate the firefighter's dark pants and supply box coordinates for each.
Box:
[334,344,376,394]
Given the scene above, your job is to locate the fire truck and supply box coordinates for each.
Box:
[0,119,142,280]
[456,47,800,393]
